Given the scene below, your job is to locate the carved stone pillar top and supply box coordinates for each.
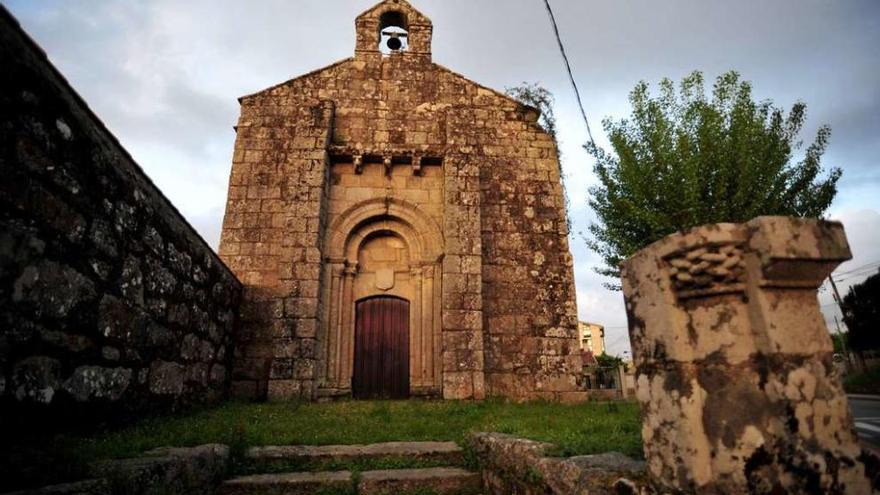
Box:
[621,216,871,494]
[329,262,345,277]
[621,216,852,367]
[422,264,435,279]
[343,261,359,277]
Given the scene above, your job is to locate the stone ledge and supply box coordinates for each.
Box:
[0,479,111,495]
[220,471,352,495]
[469,432,648,495]
[89,444,229,495]
[358,467,481,495]
[247,441,463,466]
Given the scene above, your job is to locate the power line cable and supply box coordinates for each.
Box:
[541,0,597,150]
[833,260,880,278]
[834,271,879,283]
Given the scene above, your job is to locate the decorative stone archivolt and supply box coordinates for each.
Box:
[326,197,443,264]
[321,197,443,395]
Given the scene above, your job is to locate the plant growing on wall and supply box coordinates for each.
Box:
[506,82,558,144]
[506,82,572,231]
[586,71,841,285]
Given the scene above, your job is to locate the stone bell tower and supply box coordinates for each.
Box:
[219,0,585,402]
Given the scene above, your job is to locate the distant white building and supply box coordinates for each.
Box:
[578,321,606,356]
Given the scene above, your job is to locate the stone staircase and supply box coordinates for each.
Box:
[220,441,482,495]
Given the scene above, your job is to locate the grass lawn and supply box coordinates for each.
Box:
[4,399,642,490]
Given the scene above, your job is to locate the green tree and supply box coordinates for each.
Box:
[586,71,841,284]
[843,270,880,353]
[594,352,625,370]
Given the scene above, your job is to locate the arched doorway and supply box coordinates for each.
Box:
[353,296,410,399]
[320,198,444,398]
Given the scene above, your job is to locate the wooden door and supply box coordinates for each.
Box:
[353,297,410,399]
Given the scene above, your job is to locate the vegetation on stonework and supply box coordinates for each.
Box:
[505,82,573,232]
[505,82,558,144]
[843,366,880,395]
[586,71,841,285]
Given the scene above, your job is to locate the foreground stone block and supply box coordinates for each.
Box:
[1,479,110,495]
[357,467,481,495]
[469,432,646,494]
[621,217,877,493]
[246,441,463,469]
[90,444,229,495]
[219,471,352,495]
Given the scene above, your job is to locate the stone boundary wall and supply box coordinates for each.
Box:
[0,7,241,429]
[1,445,230,495]
[469,433,648,494]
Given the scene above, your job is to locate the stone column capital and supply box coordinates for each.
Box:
[621,216,869,494]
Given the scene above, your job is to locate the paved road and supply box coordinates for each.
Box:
[849,395,880,450]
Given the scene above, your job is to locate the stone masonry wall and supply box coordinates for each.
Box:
[219,0,582,400]
[0,8,242,428]
[220,97,333,401]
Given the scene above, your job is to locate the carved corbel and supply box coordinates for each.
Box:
[353,154,363,175]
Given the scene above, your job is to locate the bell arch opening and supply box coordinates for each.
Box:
[379,10,408,54]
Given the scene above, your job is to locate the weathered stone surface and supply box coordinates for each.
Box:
[247,441,464,468]
[539,453,646,495]
[149,361,185,396]
[11,356,61,404]
[62,366,132,402]
[219,471,352,495]
[91,444,229,495]
[358,467,482,495]
[621,217,878,494]
[219,0,580,401]
[11,262,96,319]
[0,6,242,430]
[0,479,111,495]
[469,433,649,495]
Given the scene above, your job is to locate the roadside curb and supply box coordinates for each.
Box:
[849,394,880,401]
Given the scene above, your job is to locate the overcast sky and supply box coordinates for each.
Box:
[6,0,879,356]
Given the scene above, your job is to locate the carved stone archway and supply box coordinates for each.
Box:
[320,198,443,396]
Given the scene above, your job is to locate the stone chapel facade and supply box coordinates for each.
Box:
[219,0,584,401]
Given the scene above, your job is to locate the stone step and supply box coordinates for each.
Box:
[219,471,352,495]
[358,467,482,495]
[246,441,464,468]
[220,467,482,495]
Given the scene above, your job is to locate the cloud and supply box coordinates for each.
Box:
[819,209,880,328]
[6,0,879,356]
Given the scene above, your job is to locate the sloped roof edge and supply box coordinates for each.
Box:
[238,58,353,102]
